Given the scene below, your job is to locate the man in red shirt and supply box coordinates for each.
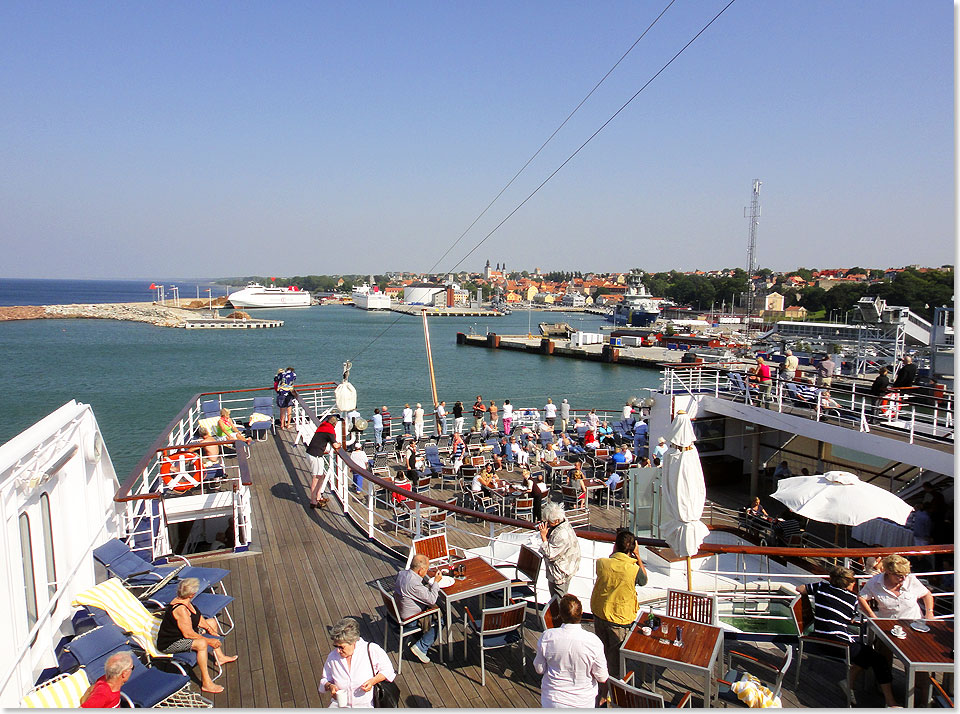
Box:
[80,650,134,708]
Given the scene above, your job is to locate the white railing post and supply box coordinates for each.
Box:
[367,487,375,538]
[909,408,916,443]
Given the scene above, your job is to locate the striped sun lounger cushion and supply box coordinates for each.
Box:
[21,670,90,708]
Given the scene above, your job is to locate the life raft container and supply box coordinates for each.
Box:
[160,450,202,493]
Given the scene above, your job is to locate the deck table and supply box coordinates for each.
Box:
[620,614,724,708]
[865,618,953,707]
[429,556,512,659]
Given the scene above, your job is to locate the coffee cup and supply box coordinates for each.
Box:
[335,690,349,707]
[891,625,905,637]
[640,626,652,636]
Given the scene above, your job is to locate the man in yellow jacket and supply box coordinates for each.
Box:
[590,529,648,700]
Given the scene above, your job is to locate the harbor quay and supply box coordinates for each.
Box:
[458,331,687,366]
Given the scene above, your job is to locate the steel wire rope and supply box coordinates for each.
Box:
[444,0,739,274]
[347,0,737,365]
[424,0,678,275]
[347,2,680,364]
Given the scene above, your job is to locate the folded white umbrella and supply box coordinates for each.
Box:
[660,412,710,565]
[771,471,914,526]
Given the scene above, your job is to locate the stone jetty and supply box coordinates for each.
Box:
[0,301,278,329]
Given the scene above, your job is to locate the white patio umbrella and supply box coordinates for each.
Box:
[771,471,914,527]
[659,411,710,589]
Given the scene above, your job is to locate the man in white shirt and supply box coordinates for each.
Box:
[435,401,446,435]
[544,398,558,428]
[534,594,608,708]
[402,404,414,435]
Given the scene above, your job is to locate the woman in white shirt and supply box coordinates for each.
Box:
[534,594,607,708]
[857,554,934,620]
[320,617,395,708]
[501,399,514,435]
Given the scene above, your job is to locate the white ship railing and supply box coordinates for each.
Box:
[660,364,954,445]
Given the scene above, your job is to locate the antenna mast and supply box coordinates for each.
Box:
[744,179,762,319]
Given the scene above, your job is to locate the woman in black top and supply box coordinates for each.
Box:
[452,401,464,434]
[156,578,237,693]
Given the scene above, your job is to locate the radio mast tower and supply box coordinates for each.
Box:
[744,179,762,319]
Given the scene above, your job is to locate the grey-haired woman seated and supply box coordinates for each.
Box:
[156,578,237,694]
[320,617,396,708]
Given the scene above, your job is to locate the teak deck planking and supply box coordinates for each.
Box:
[195,431,942,708]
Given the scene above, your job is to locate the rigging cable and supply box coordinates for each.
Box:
[424,0,678,275]
[445,0,739,274]
[346,2,679,364]
[349,0,737,363]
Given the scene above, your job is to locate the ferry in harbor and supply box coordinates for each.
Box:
[227,282,312,309]
[1,359,952,707]
[351,282,392,310]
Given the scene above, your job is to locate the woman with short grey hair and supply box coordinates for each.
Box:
[156,577,238,694]
[538,502,581,599]
[320,617,395,707]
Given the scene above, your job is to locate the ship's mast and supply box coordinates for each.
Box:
[744,179,762,321]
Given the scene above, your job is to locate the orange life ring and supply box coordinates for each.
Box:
[880,392,902,420]
[160,450,202,493]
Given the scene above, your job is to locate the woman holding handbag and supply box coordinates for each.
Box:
[320,617,397,708]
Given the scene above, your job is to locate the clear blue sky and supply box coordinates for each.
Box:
[0,0,954,279]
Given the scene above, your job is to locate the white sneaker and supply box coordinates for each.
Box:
[409,643,430,663]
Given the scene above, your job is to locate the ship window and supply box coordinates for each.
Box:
[19,513,38,629]
[40,494,57,597]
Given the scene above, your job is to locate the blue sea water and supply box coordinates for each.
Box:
[0,279,660,480]
[0,278,229,306]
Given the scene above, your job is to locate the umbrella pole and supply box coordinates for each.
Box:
[686,557,693,591]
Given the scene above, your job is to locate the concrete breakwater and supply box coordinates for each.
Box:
[0,302,273,329]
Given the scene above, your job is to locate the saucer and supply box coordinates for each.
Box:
[909,620,931,633]
[437,576,455,588]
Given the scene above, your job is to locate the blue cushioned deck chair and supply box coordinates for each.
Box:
[248,395,275,441]
[424,443,443,476]
[93,539,229,597]
[200,399,220,419]
[60,623,211,708]
[71,578,223,683]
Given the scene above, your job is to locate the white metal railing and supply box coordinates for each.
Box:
[661,364,954,445]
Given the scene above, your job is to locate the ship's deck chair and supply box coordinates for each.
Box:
[609,671,692,708]
[726,371,753,404]
[424,444,444,476]
[405,533,463,568]
[71,578,224,682]
[666,588,718,625]
[21,669,90,708]
[60,623,211,707]
[248,395,275,441]
[93,538,229,596]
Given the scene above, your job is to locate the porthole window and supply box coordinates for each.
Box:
[19,514,37,628]
[40,494,57,597]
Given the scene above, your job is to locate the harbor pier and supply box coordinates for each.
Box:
[457,331,686,366]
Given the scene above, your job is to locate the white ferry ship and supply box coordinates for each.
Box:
[351,283,391,310]
[227,282,311,309]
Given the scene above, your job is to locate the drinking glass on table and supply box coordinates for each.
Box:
[661,619,669,638]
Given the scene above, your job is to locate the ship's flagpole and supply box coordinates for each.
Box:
[422,309,441,432]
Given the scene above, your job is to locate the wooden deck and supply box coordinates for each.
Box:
[194,431,941,708]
